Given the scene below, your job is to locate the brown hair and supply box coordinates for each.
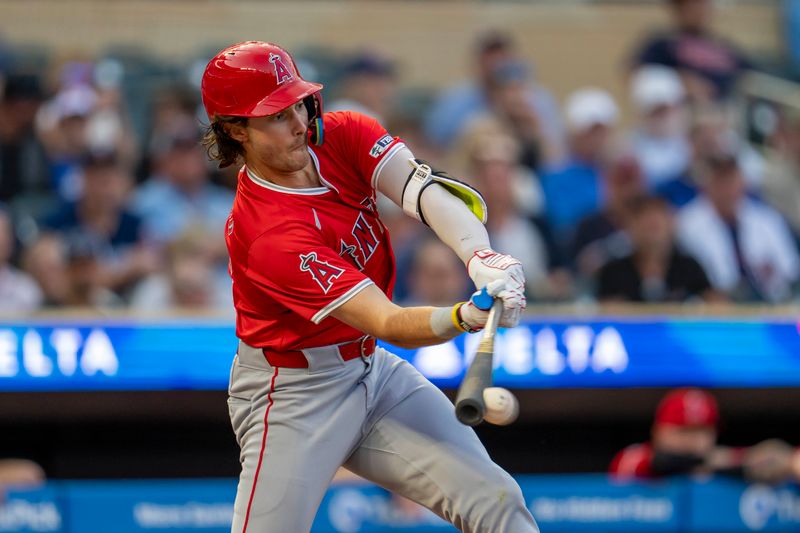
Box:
[202,116,249,168]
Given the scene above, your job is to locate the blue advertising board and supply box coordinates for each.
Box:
[3,475,799,532]
[0,316,798,392]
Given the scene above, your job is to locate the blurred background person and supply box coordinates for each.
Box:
[676,148,800,302]
[0,459,45,497]
[540,88,619,253]
[327,51,397,123]
[424,30,564,161]
[595,195,717,303]
[130,227,232,314]
[465,124,571,301]
[38,150,158,300]
[611,388,800,484]
[133,118,232,263]
[399,236,470,307]
[631,0,754,104]
[762,110,800,237]
[0,205,41,313]
[572,153,646,282]
[0,73,49,207]
[629,65,692,192]
[62,231,124,309]
[21,234,70,308]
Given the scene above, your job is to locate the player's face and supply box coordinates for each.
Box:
[653,424,717,458]
[241,101,310,174]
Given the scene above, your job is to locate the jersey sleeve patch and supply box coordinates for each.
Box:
[369,134,395,158]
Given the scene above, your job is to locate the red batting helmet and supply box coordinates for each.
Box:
[654,388,719,428]
[201,41,325,144]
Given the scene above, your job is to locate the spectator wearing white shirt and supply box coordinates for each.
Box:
[629,66,692,191]
[676,150,800,302]
[0,207,41,313]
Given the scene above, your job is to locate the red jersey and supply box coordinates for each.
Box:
[225,111,405,350]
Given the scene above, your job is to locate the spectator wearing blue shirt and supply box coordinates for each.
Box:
[541,88,619,253]
[40,151,158,297]
[132,120,234,263]
[631,0,753,104]
[423,31,564,163]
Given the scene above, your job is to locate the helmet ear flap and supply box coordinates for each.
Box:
[304,94,324,146]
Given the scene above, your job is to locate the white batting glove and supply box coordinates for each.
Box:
[466,248,526,325]
[457,279,526,332]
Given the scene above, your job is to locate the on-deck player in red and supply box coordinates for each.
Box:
[202,41,538,533]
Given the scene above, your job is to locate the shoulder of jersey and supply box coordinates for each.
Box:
[322,109,373,135]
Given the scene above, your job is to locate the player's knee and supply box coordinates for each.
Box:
[473,470,538,532]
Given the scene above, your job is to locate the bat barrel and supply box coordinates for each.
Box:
[454,351,494,426]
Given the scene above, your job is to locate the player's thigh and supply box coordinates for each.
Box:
[229,366,368,533]
[343,378,518,511]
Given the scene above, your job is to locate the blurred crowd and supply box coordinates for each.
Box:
[1,0,799,314]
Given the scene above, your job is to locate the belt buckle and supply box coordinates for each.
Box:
[359,336,371,358]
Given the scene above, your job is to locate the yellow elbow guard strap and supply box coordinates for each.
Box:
[401,159,488,226]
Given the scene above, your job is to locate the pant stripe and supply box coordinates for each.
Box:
[241,366,280,533]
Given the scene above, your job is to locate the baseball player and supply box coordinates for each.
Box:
[201,41,538,533]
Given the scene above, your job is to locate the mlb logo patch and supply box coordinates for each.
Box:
[369,134,394,158]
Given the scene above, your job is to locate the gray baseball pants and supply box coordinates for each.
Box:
[228,341,539,533]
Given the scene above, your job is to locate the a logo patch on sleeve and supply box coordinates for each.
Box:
[369,134,395,158]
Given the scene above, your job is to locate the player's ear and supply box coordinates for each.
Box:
[225,121,249,144]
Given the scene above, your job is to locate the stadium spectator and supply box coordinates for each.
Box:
[0,459,45,493]
[400,237,470,307]
[610,388,800,484]
[482,58,562,171]
[21,234,70,307]
[133,118,233,257]
[676,148,800,302]
[424,31,564,160]
[130,227,232,313]
[467,127,563,300]
[631,0,753,104]
[629,65,692,191]
[62,231,123,308]
[328,52,397,123]
[762,110,800,236]
[39,151,158,297]
[540,88,619,247]
[0,206,42,313]
[0,73,49,204]
[572,154,645,280]
[596,196,717,303]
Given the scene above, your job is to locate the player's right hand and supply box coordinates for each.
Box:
[467,249,526,321]
[458,279,526,331]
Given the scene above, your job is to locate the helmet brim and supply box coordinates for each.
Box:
[249,79,323,117]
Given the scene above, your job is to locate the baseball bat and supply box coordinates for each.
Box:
[454,299,503,426]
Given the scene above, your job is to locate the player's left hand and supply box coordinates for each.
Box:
[460,279,526,330]
[467,248,526,324]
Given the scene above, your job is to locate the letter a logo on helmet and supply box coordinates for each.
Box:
[269,53,294,85]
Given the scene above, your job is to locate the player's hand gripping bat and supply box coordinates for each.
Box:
[454,299,503,426]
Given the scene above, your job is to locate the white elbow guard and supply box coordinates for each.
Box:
[401,158,488,226]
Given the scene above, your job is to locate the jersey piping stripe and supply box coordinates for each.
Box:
[241,366,280,533]
[307,147,341,194]
[245,166,331,196]
[370,141,407,191]
[311,278,375,324]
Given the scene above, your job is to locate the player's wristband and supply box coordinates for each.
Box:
[452,302,482,334]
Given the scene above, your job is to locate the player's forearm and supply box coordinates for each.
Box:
[378,305,463,349]
[419,184,491,264]
[330,285,461,349]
